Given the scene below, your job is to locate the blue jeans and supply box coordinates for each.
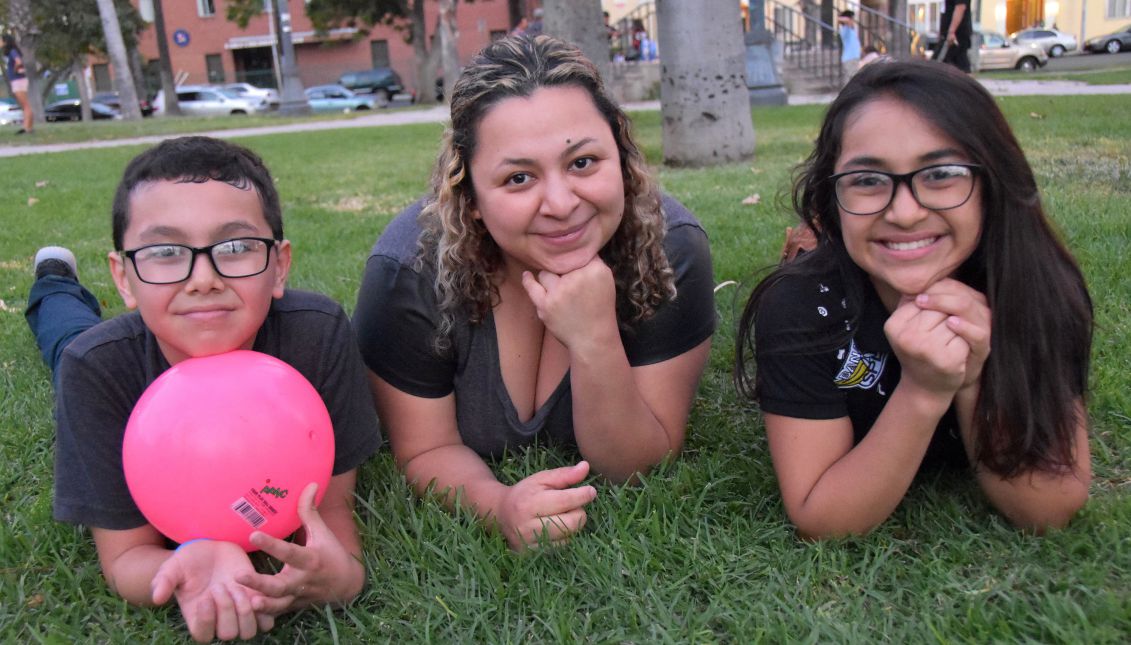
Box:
[25,275,102,382]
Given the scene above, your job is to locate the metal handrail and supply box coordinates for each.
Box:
[764,0,843,88]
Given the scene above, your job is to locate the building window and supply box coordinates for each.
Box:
[198,0,216,18]
[1109,0,1131,18]
[139,0,154,22]
[370,40,390,68]
[206,54,225,83]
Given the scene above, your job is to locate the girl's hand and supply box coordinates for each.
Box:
[496,462,597,550]
[237,483,363,613]
[521,257,618,353]
[913,279,992,391]
[151,539,274,642]
[884,296,970,398]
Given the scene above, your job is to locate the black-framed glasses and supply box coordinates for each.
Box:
[830,163,981,216]
[121,237,278,285]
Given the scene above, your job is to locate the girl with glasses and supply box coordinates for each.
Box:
[734,60,1092,538]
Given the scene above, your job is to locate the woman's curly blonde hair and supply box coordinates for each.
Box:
[419,34,675,343]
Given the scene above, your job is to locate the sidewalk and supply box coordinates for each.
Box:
[3,79,1128,158]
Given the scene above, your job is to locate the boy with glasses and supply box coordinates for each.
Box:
[25,136,380,642]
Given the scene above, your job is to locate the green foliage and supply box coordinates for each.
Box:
[0,96,1129,641]
[33,0,145,69]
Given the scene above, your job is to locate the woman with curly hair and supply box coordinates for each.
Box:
[354,35,715,550]
[734,60,1092,539]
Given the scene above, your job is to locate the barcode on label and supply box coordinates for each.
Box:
[231,498,267,528]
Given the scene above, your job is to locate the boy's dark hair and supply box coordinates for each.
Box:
[111,136,283,250]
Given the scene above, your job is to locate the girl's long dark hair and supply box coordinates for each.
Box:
[735,60,1092,477]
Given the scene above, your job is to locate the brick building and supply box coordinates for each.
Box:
[125,0,515,97]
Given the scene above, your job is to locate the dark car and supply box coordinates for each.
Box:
[44,99,121,122]
[93,91,154,117]
[337,67,404,103]
[1084,23,1131,54]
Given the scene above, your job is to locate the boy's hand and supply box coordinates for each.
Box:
[151,539,273,642]
[496,461,597,551]
[238,483,363,612]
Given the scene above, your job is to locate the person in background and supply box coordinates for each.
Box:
[933,0,972,73]
[838,11,862,82]
[3,33,33,134]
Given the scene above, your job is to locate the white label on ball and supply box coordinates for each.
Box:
[231,498,268,528]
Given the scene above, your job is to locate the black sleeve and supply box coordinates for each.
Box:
[353,254,455,398]
[313,305,383,474]
[53,347,148,530]
[623,222,717,366]
[753,276,849,420]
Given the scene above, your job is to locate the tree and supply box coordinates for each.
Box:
[151,0,180,115]
[655,0,755,167]
[95,0,142,120]
[542,0,609,84]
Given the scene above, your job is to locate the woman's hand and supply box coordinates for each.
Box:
[884,295,970,398]
[496,461,597,550]
[914,278,992,391]
[150,539,273,642]
[237,483,364,613]
[521,257,618,353]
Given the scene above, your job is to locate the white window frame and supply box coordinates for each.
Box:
[1108,0,1131,18]
[197,0,216,18]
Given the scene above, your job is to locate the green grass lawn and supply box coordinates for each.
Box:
[984,63,1131,84]
[1,96,1129,642]
[0,103,435,147]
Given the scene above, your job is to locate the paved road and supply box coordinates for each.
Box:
[3,77,1129,158]
[1045,50,1131,71]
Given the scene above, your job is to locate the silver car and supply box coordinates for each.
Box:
[1010,28,1078,58]
[153,85,269,117]
[978,31,1049,71]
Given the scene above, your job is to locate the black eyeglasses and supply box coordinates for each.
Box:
[830,163,981,216]
[121,237,278,285]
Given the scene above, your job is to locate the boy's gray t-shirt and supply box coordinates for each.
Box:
[53,289,382,531]
[353,195,716,458]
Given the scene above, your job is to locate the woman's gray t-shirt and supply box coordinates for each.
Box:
[353,195,715,458]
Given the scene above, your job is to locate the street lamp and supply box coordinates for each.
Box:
[273,0,310,115]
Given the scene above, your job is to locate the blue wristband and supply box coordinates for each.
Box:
[174,538,211,552]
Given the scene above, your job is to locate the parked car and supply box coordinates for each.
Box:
[978,31,1049,71]
[1084,23,1131,54]
[1010,28,1077,57]
[220,82,280,108]
[0,97,23,125]
[304,85,377,113]
[337,67,404,103]
[44,99,121,122]
[93,91,154,117]
[153,85,270,117]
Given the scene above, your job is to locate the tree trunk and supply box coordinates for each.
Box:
[95,0,143,120]
[8,0,46,125]
[656,0,755,167]
[543,0,610,84]
[151,0,180,115]
[75,59,93,121]
[412,0,439,105]
[438,0,460,105]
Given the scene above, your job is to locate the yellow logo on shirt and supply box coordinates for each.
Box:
[834,340,887,390]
